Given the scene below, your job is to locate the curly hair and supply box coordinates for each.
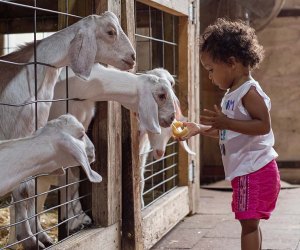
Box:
[200,18,264,69]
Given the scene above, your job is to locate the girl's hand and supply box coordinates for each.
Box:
[200,105,229,130]
[177,122,212,141]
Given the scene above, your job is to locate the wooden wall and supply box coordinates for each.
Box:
[200,0,300,183]
[253,0,300,181]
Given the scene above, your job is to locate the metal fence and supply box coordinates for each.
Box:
[0,1,92,249]
[0,1,181,249]
[135,1,180,209]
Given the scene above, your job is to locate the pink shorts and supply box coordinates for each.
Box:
[231,160,280,220]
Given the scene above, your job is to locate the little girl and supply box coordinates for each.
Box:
[181,18,280,250]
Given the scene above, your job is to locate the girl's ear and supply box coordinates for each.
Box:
[227,56,237,68]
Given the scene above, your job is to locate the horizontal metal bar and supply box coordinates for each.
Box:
[0,193,91,230]
[0,97,86,107]
[135,33,177,46]
[2,208,91,250]
[144,152,177,167]
[143,185,177,209]
[142,163,177,183]
[0,59,56,68]
[0,0,82,19]
[142,174,177,196]
[0,178,88,209]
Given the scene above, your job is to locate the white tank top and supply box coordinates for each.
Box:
[220,78,278,181]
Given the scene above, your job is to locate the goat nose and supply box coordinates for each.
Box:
[131,53,136,61]
[155,150,165,159]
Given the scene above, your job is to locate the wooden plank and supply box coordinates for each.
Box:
[188,0,200,214]
[0,18,58,34]
[0,35,4,56]
[142,187,189,249]
[91,101,122,226]
[52,223,120,250]
[137,0,189,16]
[278,8,300,17]
[91,0,122,227]
[178,0,200,214]
[121,1,143,250]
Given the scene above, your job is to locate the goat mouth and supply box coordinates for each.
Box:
[159,120,172,128]
[122,59,134,68]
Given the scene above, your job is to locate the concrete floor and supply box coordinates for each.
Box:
[152,186,300,250]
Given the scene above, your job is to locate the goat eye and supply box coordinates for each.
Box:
[158,94,166,100]
[78,133,85,140]
[107,30,115,36]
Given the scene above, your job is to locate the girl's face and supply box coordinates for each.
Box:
[200,51,234,90]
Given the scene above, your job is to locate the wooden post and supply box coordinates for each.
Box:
[121,1,143,249]
[0,35,4,56]
[178,0,200,213]
[200,1,224,183]
[91,0,122,227]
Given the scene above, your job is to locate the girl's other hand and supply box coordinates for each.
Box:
[200,105,229,130]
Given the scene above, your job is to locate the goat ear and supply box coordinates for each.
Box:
[69,29,97,80]
[60,135,102,183]
[138,86,161,134]
[179,141,196,155]
[172,93,184,120]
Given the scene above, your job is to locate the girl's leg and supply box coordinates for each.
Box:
[239,219,261,250]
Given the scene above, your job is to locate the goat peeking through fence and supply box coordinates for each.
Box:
[0,10,135,249]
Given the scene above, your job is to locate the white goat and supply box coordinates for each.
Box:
[3,114,101,249]
[8,64,177,246]
[138,68,194,208]
[2,11,135,249]
[0,11,135,141]
[0,114,101,198]
[37,64,177,229]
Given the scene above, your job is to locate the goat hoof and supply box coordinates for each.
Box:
[42,240,53,248]
[21,239,45,250]
[39,233,54,247]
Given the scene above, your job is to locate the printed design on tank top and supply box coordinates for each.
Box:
[219,129,226,155]
[225,99,235,111]
[219,99,235,156]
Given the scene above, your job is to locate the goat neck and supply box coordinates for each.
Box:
[0,130,60,197]
[50,64,140,130]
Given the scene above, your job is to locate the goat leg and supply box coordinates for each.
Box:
[26,180,54,247]
[12,185,46,249]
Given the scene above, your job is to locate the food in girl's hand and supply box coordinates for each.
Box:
[172,119,189,138]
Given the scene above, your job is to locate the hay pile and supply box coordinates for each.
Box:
[0,207,58,249]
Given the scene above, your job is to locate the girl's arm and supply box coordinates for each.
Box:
[201,87,271,136]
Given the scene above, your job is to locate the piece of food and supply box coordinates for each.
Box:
[172,119,189,138]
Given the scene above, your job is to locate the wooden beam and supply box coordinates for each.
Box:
[0,35,4,56]
[0,17,58,34]
[121,1,143,250]
[137,0,189,16]
[91,0,122,227]
[142,187,189,249]
[52,223,120,250]
[178,0,200,214]
[278,8,300,17]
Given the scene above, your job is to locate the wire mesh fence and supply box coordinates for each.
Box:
[0,1,182,249]
[0,1,94,249]
[135,1,180,210]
